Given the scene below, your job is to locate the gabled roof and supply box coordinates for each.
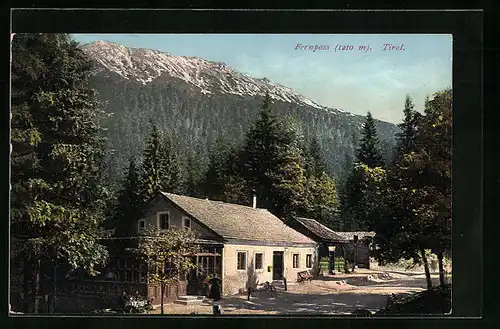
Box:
[160,193,316,246]
[295,217,348,243]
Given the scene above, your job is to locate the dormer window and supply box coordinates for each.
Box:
[183,217,191,229]
[157,212,170,230]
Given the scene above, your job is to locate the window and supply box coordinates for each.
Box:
[255,253,263,270]
[138,220,145,231]
[237,252,247,270]
[306,254,313,268]
[183,217,191,229]
[293,254,300,268]
[158,212,170,230]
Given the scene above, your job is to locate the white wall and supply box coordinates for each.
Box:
[222,243,317,296]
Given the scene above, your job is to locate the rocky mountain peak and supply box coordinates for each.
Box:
[81,40,341,112]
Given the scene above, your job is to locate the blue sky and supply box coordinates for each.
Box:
[72,34,452,124]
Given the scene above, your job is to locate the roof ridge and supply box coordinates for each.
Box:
[296,217,338,232]
[162,191,269,211]
[159,192,315,244]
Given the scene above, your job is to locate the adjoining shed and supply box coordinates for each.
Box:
[334,231,376,269]
[292,217,349,274]
[291,217,376,272]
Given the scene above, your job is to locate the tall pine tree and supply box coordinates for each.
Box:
[236,92,307,217]
[411,89,452,287]
[341,111,385,230]
[161,133,182,193]
[372,91,452,289]
[202,137,238,200]
[113,157,142,236]
[394,95,422,160]
[356,111,385,168]
[10,34,110,313]
[140,124,182,203]
[141,124,165,204]
[304,136,326,178]
[183,152,204,198]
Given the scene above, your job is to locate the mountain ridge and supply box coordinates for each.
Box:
[81,40,354,115]
[80,40,399,183]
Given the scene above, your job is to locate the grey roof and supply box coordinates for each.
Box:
[295,217,348,243]
[161,193,316,246]
[333,231,376,241]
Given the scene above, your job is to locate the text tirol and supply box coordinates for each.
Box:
[382,44,405,51]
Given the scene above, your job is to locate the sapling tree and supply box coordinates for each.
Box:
[136,227,200,314]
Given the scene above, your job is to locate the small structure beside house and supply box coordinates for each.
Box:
[335,231,376,269]
[291,217,349,274]
[289,217,377,271]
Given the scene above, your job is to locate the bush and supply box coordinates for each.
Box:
[375,285,451,315]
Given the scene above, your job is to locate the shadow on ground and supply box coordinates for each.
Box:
[344,277,441,288]
[215,291,388,315]
[214,275,442,315]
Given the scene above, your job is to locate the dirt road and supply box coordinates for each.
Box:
[151,268,446,315]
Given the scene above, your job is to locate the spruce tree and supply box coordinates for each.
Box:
[10,34,109,313]
[375,95,423,266]
[184,152,204,198]
[356,111,385,168]
[239,92,280,190]
[304,136,326,178]
[141,124,164,203]
[339,167,365,230]
[236,92,307,217]
[140,125,181,202]
[202,137,237,200]
[341,112,385,230]
[161,133,182,194]
[114,157,142,236]
[395,95,422,159]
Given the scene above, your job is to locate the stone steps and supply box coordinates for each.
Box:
[173,295,206,305]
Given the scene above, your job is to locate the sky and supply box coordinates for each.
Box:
[72,34,452,124]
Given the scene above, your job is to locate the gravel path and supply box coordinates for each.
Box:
[150,267,446,315]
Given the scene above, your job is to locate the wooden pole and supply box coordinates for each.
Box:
[352,242,356,272]
[160,283,164,315]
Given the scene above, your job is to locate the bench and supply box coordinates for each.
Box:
[297,270,313,282]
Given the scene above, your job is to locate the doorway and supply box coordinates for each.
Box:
[272,251,284,280]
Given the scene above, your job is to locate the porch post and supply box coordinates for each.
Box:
[220,247,225,296]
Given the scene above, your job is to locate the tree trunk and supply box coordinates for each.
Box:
[437,251,446,287]
[33,259,40,314]
[160,284,164,315]
[51,259,57,313]
[22,259,31,313]
[419,247,432,290]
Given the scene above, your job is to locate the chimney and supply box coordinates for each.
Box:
[252,189,257,209]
